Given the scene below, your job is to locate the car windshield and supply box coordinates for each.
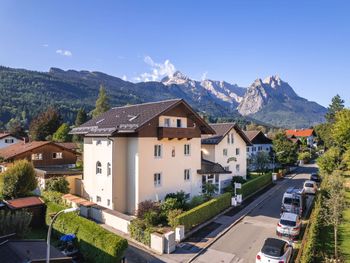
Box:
[283,197,300,206]
[262,245,283,257]
[305,183,314,187]
[280,219,296,227]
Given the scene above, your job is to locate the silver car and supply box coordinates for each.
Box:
[276,212,301,240]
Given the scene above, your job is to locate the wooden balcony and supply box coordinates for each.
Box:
[157,126,200,140]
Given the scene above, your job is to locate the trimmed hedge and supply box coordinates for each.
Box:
[238,172,272,199]
[173,192,231,232]
[46,202,128,263]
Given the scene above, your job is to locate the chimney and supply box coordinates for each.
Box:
[23,137,29,144]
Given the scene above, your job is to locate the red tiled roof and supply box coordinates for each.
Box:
[6,196,44,209]
[285,129,314,137]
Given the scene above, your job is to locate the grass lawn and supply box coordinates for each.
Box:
[339,177,350,262]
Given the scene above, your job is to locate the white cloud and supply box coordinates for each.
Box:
[136,56,176,82]
[122,75,127,81]
[201,71,208,81]
[56,49,72,57]
[42,44,49,48]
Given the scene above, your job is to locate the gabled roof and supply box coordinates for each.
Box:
[70,98,215,136]
[201,123,252,145]
[285,129,315,137]
[5,196,44,209]
[197,159,232,174]
[244,130,272,145]
[0,133,16,140]
[0,141,80,160]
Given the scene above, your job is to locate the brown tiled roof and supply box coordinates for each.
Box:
[243,130,272,145]
[202,123,252,145]
[56,142,79,151]
[70,98,214,136]
[0,141,80,160]
[6,196,44,209]
[0,133,11,139]
[197,159,232,174]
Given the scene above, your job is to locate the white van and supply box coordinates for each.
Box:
[281,187,306,216]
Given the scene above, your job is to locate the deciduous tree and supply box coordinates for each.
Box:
[332,109,350,150]
[29,107,62,141]
[52,123,72,142]
[272,132,298,167]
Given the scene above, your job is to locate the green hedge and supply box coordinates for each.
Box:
[174,192,231,232]
[46,202,128,263]
[238,172,272,199]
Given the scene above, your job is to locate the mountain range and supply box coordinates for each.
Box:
[0,66,327,128]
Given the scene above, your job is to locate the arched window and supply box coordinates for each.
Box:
[107,162,111,176]
[96,161,102,174]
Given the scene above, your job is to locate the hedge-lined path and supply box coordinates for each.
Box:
[192,163,316,263]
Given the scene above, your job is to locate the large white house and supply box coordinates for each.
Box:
[0,133,20,149]
[201,123,252,192]
[244,130,273,158]
[71,99,215,215]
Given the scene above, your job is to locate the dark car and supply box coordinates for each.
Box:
[310,173,321,183]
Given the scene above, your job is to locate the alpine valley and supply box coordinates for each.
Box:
[0,66,326,128]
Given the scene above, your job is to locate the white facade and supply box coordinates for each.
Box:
[0,135,20,149]
[246,143,272,158]
[202,128,248,191]
[83,135,202,215]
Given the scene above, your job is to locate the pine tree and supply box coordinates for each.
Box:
[325,94,345,123]
[75,107,88,126]
[92,85,110,118]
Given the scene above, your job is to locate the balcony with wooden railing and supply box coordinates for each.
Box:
[157,126,200,140]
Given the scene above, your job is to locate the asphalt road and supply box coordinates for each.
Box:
[194,163,317,263]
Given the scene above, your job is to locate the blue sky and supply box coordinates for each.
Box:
[1,0,349,107]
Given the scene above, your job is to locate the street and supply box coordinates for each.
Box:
[193,163,317,263]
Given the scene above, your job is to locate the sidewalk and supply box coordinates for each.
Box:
[103,171,299,263]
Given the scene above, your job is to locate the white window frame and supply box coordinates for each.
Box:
[227,134,230,144]
[52,152,63,159]
[236,164,240,172]
[96,196,102,202]
[107,199,111,206]
[176,119,182,128]
[231,133,234,144]
[184,144,191,156]
[184,169,191,181]
[32,153,43,160]
[96,140,102,145]
[154,144,162,158]
[236,148,240,155]
[154,173,162,187]
[96,161,102,174]
[224,166,230,171]
[5,138,14,144]
[164,118,171,127]
[223,148,228,156]
[107,162,111,176]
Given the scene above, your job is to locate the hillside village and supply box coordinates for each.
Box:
[1,85,339,263]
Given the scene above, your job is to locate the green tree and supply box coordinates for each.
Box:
[250,151,270,174]
[314,123,335,149]
[6,118,26,138]
[325,94,345,123]
[52,123,72,142]
[202,183,218,200]
[317,147,342,176]
[75,107,88,126]
[1,160,37,199]
[92,85,110,118]
[29,107,62,141]
[45,177,70,194]
[272,132,298,167]
[332,109,350,150]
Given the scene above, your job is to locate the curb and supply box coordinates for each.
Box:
[187,171,299,263]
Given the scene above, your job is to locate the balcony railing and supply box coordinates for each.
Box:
[157,126,200,140]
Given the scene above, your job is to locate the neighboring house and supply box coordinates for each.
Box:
[0,141,81,194]
[285,129,316,146]
[70,99,215,215]
[244,130,273,158]
[201,123,252,191]
[0,133,21,149]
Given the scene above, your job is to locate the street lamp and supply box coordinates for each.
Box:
[46,207,80,263]
[273,151,285,173]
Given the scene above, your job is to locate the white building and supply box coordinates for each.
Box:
[201,123,252,192]
[71,99,215,215]
[244,130,273,158]
[0,133,20,149]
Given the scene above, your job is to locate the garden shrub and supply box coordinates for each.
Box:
[144,210,161,226]
[0,210,32,237]
[298,152,312,163]
[188,195,205,209]
[167,209,183,228]
[173,192,231,232]
[136,200,160,219]
[45,177,69,194]
[238,172,272,199]
[41,191,65,205]
[46,202,128,263]
[129,218,153,246]
[164,191,187,209]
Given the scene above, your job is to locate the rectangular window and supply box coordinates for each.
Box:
[5,139,14,144]
[184,169,190,181]
[154,173,161,187]
[236,164,240,172]
[258,146,262,151]
[185,193,190,200]
[96,196,101,202]
[107,199,111,206]
[52,152,63,159]
[236,148,240,155]
[231,134,234,144]
[164,118,171,127]
[31,153,43,160]
[184,144,191,156]
[247,147,250,152]
[227,134,230,144]
[96,140,102,145]
[223,148,228,156]
[107,162,111,176]
[224,166,230,171]
[176,119,182,128]
[154,145,162,158]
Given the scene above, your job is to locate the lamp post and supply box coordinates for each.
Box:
[46,207,80,263]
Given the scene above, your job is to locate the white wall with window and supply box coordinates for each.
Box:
[32,153,43,160]
[158,116,188,128]
[0,135,20,149]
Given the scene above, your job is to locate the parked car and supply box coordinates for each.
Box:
[310,173,321,184]
[256,238,293,263]
[276,212,301,240]
[303,180,317,195]
[281,187,306,216]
